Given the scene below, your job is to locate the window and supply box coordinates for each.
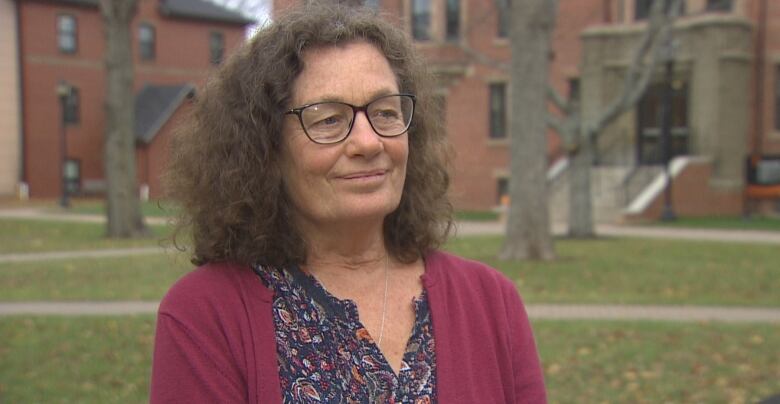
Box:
[497,0,510,38]
[58,14,77,54]
[775,65,780,131]
[64,159,81,194]
[635,0,683,21]
[446,0,460,41]
[496,177,509,205]
[363,0,380,9]
[412,0,431,40]
[210,32,225,66]
[706,0,732,12]
[489,83,507,139]
[568,77,580,101]
[635,0,652,20]
[63,87,80,125]
[138,24,155,61]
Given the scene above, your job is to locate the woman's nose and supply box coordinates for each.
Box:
[345,111,383,157]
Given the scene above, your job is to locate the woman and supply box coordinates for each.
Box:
[151,4,546,403]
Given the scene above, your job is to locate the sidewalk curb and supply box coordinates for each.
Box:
[2,302,779,322]
[0,247,165,263]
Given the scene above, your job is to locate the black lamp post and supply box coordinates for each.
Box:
[660,39,677,222]
[56,81,72,209]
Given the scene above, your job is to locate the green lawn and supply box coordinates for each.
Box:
[1,317,777,403]
[0,219,170,254]
[445,236,780,306]
[454,210,500,221]
[0,253,191,301]
[0,316,155,404]
[1,232,778,306]
[47,200,178,218]
[536,320,780,403]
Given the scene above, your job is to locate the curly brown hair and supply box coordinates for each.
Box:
[165,3,452,268]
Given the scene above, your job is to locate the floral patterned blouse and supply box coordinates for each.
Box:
[253,265,437,403]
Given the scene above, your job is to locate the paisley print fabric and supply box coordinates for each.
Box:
[253,265,436,403]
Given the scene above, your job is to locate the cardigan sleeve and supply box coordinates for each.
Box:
[505,284,547,403]
[149,312,247,404]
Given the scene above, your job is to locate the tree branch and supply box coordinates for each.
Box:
[547,84,569,113]
[546,113,566,134]
[588,0,682,137]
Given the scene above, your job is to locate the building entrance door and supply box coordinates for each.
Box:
[636,82,690,164]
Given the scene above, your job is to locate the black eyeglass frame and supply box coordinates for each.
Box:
[284,93,416,144]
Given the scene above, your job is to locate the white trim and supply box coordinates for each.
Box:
[624,156,711,214]
[547,157,568,181]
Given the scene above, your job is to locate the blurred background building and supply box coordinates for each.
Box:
[5,0,252,200]
[3,0,779,220]
[274,0,780,221]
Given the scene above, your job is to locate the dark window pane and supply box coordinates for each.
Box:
[706,0,732,11]
[497,0,510,38]
[489,83,507,139]
[64,159,81,194]
[635,0,652,20]
[63,87,80,125]
[412,0,430,40]
[58,15,77,54]
[446,0,459,41]
[139,24,155,61]
[636,0,685,20]
[363,0,380,10]
[210,32,225,65]
[497,177,509,204]
[775,65,780,131]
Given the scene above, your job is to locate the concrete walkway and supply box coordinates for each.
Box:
[454,221,780,244]
[3,207,780,244]
[2,301,779,323]
[0,246,165,263]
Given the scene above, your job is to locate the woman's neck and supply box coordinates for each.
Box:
[297,215,389,276]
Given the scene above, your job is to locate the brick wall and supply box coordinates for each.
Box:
[19,0,247,198]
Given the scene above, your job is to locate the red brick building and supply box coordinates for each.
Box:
[17,0,251,199]
[274,0,780,218]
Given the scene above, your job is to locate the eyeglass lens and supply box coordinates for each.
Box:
[300,95,413,144]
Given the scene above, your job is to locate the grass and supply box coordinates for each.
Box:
[0,316,155,404]
[650,215,780,232]
[0,219,170,254]
[1,317,777,403]
[444,236,780,307]
[0,253,192,301]
[48,199,178,218]
[454,210,500,221]
[536,320,780,403]
[1,235,777,306]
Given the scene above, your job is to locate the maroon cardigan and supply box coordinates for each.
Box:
[150,250,547,403]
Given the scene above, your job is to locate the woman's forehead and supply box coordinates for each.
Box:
[291,41,399,106]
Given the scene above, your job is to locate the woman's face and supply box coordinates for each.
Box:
[280,41,409,230]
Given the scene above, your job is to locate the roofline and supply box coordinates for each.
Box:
[139,84,196,144]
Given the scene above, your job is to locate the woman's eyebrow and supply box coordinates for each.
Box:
[298,89,398,106]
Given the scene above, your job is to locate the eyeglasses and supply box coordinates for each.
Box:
[285,93,415,144]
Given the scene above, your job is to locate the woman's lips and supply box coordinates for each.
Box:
[339,170,387,180]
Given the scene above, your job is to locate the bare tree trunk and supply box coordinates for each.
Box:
[564,0,680,238]
[100,0,147,238]
[567,127,595,237]
[499,0,557,261]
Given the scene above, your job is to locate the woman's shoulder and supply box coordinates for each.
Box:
[424,250,517,295]
[158,262,270,319]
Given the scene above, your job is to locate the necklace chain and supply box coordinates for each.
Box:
[377,255,389,347]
